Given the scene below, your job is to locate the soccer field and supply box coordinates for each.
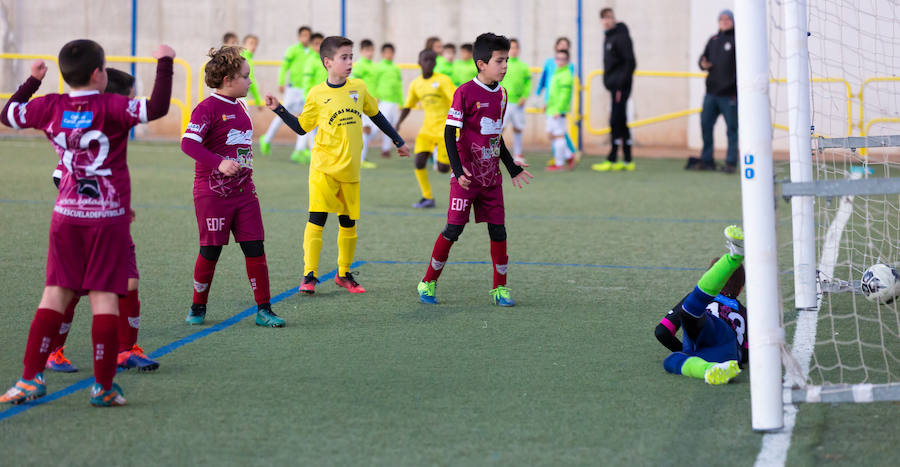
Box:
[0,139,896,466]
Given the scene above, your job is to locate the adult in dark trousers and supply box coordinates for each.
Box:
[593,7,637,172]
[691,10,738,173]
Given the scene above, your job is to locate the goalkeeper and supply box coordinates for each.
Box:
[654,225,748,385]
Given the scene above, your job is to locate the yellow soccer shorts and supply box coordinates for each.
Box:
[414,132,449,165]
[308,169,361,220]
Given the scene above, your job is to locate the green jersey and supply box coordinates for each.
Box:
[434,55,453,77]
[500,57,532,104]
[279,43,312,89]
[350,57,377,91]
[451,59,477,86]
[373,59,403,104]
[240,49,262,106]
[302,51,328,98]
[546,65,573,115]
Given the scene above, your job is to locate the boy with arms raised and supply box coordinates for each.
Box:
[182,46,284,328]
[417,33,534,307]
[260,26,312,157]
[0,40,174,406]
[396,49,456,209]
[266,36,410,294]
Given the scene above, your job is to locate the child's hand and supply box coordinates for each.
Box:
[218,159,241,176]
[458,166,473,190]
[153,44,176,60]
[397,144,411,158]
[511,169,533,189]
[30,60,47,80]
[129,209,136,223]
[265,94,281,110]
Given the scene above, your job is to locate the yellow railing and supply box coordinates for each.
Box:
[0,53,65,93]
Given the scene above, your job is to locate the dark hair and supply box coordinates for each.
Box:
[443,43,456,52]
[320,36,353,65]
[204,46,246,88]
[425,36,441,51]
[460,43,473,53]
[600,7,614,18]
[223,32,238,44]
[555,36,571,49]
[710,257,746,299]
[243,34,258,43]
[381,43,395,53]
[311,32,324,42]
[58,39,105,87]
[360,39,374,49]
[298,26,311,35]
[556,48,570,58]
[104,68,135,96]
[509,38,519,45]
[473,33,510,68]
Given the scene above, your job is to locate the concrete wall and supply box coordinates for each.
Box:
[0,0,743,153]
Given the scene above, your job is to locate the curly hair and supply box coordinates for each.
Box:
[204,46,245,89]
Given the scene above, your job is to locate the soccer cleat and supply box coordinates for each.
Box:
[413,198,436,209]
[361,160,377,169]
[0,374,46,404]
[417,280,438,304]
[704,360,741,385]
[490,286,515,307]
[545,164,567,172]
[290,150,303,162]
[724,225,745,257]
[624,161,636,171]
[259,141,271,156]
[186,304,206,325]
[299,272,319,294]
[591,161,613,172]
[46,347,78,373]
[545,158,555,167]
[117,345,160,372]
[90,382,126,407]
[255,305,285,328]
[612,161,627,171]
[335,272,367,293]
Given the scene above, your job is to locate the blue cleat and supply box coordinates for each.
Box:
[490,286,515,307]
[45,347,78,373]
[418,280,438,304]
[117,345,160,372]
[186,304,206,325]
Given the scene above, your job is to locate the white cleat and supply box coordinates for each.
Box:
[723,225,744,257]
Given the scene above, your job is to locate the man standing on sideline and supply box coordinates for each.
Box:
[593,7,636,172]
[691,10,738,173]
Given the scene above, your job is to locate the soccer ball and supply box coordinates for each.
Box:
[860,263,900,304]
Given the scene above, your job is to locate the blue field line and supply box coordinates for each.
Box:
[0,198,740,225]
[0,263,364,423]
[366,259,706,272]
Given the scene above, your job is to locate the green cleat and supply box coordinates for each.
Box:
[490,285,515,307]
[290,150,302,162]
[418,280,438,304]
[186,304,206,325]
[724,225,744,257]
[704,360,741,385]
[90,382,126,407]
[259,140,271,156]
[298,149,311,164]
[0,373,46,404]
[591,161,613,172]
[255,305,285,328]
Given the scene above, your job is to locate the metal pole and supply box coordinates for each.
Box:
[341,0,346,37]
[576,0,583,151]
[735,0,785,432]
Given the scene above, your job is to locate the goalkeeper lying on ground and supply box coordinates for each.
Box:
[654,225,748,385]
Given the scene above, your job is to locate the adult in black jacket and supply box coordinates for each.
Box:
[695,10,738,173]
[594,7,637,172]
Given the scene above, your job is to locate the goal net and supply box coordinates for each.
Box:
[769,0,900,403]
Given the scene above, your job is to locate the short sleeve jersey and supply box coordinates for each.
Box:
[405,73,456,139]
[299,79,380,183]
[7,90,148,225]
[445,78,508,187]
[182,93,255,198]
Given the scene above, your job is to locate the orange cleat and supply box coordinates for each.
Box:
[335,272,366,293]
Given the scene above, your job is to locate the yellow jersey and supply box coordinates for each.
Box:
[404,73,456,139]
[299,78,379,182]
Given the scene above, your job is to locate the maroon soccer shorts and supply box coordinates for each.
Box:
[194,193,265,246]
[45,221,131,296]
[125,236,139,280]
[446,178,506,225]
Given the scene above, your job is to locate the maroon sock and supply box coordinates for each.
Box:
[92,314,119,391]
[244,255,271,305]
[117,290,140,352]
[423,234,453,282]
[22,308,64,380]
[50,297,78,352]
[490,240,509,288]
[192,254,217,305]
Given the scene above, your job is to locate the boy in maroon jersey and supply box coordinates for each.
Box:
[182,46,285,328]
[0,39,174,406]
[416,33,533,307]
[45,68,159,374]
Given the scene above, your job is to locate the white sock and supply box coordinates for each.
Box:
[513,131,523,157]
[361,130,372,161]
[553,137,569,166]
[263,117,282,144]
[294,133,305,151]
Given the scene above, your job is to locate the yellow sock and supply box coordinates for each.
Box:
[414,168,433,200]
[303,222,324,276]
[337,225,357,276]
